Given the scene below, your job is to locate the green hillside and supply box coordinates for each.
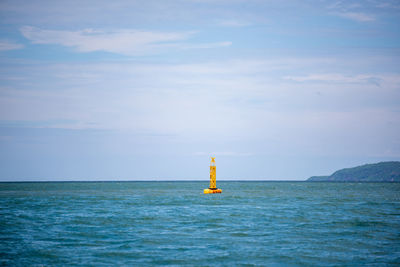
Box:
[308,161,400,182]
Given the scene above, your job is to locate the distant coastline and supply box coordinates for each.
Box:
[307,161,400,182]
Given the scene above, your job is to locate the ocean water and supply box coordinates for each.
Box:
[1,181,399,266]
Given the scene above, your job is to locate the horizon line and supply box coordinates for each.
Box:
[0,179,306,182]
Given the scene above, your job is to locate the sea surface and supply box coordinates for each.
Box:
[1,181,399,266]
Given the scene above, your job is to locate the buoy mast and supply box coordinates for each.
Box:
[204,157,222,194]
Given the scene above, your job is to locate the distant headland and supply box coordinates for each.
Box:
[307,161,400,182]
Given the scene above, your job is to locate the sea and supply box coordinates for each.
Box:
[1,181,399,266]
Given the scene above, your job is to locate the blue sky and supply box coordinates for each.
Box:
[0,0,399,181]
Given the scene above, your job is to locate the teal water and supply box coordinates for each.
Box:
[1,181,399,266]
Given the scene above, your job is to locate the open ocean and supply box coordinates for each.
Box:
[1,181,399,266]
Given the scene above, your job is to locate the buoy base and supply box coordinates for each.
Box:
[204,188,222,194]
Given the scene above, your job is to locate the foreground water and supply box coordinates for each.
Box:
[1,181,399,266]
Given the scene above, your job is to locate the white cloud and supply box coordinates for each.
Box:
[0,40,24,51]
[20,26,190,55]
[284,73,387,86]
[335,12,375,22]
[2,56,400,161]
[325,1,377,22]
[20,26,231,55]
[1,61,395,141]
[375,2,400,9]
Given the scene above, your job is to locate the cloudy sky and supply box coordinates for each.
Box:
[0,0,399,181]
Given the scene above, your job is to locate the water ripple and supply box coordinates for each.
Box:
[1,181,399,266]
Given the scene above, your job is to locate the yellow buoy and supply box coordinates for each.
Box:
[204,157,222,194]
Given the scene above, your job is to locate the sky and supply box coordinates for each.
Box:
[0,0,399,181]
